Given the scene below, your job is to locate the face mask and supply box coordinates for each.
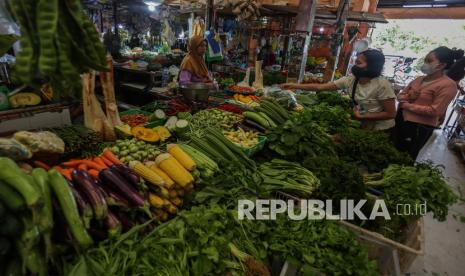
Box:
[351,65,377,78]
[420,63,439,75]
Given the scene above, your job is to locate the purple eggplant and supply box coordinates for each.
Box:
[111,164,140,188]
[243,119,267,133]
[105,209,122,238]
[69,184,93,229]
[99,169,145,207]
[98,184,130,209]
[72,170,108,220]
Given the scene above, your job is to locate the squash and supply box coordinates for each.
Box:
[131,127,160,142]
[153,126,171,141]
[9,93,41,108]
[115,124,133,138]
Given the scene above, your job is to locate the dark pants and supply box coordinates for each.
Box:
[393,110,435,160]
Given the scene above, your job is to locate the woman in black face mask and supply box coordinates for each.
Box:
[281,49,396,131]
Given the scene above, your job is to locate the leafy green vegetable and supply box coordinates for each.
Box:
[365,162,458,222]
[335,128,413,172]
[63,205,377,276]
[267,113,336,161]
[316,91,351,110]
[303,155,366,206]
[300,103,353,134]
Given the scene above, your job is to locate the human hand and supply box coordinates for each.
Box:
[352,106,363,120]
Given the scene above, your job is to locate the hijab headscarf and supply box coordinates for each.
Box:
[179,36,209,80]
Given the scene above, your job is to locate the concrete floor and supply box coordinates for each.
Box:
[406,130,465,276]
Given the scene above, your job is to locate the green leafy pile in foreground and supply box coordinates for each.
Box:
[63,205,377,276]
[365,162,458,222]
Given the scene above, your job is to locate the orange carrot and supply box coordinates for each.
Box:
[81,160,106,171]
[93,157,108,168]
[88,169,100,180]
[103,149,122,165]
[53,166,72,181]
[62,160,84,167]
[78,163,88,171]
[100,156,113,167]
[33,160,50,170]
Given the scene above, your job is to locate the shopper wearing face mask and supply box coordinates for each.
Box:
[393,46,465,159]
[280,49,396,130]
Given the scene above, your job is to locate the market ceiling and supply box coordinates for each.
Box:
[378,0,465,8]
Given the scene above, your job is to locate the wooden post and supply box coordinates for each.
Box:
[329,0,351,81]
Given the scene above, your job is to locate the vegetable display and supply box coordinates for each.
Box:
[62,205,377,275]
[111,139,161,163]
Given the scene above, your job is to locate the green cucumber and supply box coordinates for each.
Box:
[48,169,93,248]
[257,112,277,128]
[243,111,270,128]
[0,158,39,207]
[0,180,25,211]
[263,99,290,120]
[256,105,284,124]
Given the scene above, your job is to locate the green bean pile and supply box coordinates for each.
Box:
[6,0,108,99]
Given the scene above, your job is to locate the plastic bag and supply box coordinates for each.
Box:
[13,131,65,154]
[0,138,33,160]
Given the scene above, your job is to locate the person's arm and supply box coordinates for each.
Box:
[353,98,396,121]
[401,85,457,117]
[280,82,339,91]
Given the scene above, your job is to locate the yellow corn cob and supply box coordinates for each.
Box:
[149,193,165,208]
[155,153,193,188]
[167,144,196,171]
[130,161,165,187]
[149,164,175,189]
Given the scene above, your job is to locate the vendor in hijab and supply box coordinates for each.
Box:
[178,35,213,87]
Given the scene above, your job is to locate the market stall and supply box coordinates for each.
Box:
[0,0,460,275]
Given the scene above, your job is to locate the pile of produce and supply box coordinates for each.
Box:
[214,103,244,114]
[7,0,107,98]
[223,128,260,149]
[259,159,320,198]
[335,128,413,172]
[365,163,458,222]
[140,101,169,113]
[268,118,336,161]
[120,114,149,127]
[302,103,354,134]
[111,139,161,163]
[316,91,351,110]
[46,125,109,159]
[0,130,64,161]
[165,98,191,116]
[62,205,377,275]
[189,127,256,169]
[189,109,241,138]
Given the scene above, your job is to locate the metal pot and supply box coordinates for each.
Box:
[180,83,210,103]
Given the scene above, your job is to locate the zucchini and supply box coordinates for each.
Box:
[0,157,39,207]
[257,112,277,128]
[165,116,178,130]
[0,180,25,211]
[48,169,93,248]
[263,99,290,120]
[0,213,23,236]
[255,105,284,124]
[243,111,270,128]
